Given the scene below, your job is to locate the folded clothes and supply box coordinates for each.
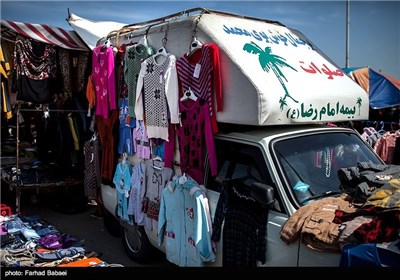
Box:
[0,246,36,267]
[35,246,86,261]
[0,224,8,235]
[37,233,82,249]
[4,217,26,234]
[57,257,103,267]
[37,234,62,250]
[19,214,41,223]
[34,225,60,237]
[21,228,40,240]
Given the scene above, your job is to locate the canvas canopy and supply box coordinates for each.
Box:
[0,19,89,51]
[342,66,400,110]
[66,12,129,50]
[85,8,370,125]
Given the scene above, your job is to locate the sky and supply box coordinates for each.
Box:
[1,0,399,79]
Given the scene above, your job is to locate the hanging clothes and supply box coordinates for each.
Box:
[135,53,179,141]
[373,130,400,164]
[118,98,134,155]
[83,134,101,199]
[13,38,57,104]
[140,158,173,230]
[113,161,132,223]
[96,110,118,182]
[58,48,90,97]
[92,45,117,119]
[166,98,217,184]
[115,43,132,98]
[124,42,154,117]
[1,42,12,120]
[158,175,215,267]
[85,74,96,112]
[132,119,151,159]
[127,160,146,225]
[176,43,223,133]
[211,179,268,267]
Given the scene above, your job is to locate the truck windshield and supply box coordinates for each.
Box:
[273,131,383,205]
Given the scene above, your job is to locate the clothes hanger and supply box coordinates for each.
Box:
[153,46,168,64]
[180,87,198,102]
[178,173,188,184]
[390,122,400,133]
[153,26,169,61]
[155,46,168,57]
[139,25,152,46]
[128,33,135,43]
[104,38,111,47]
[101,38,111,51]
[187,37,203,56]
[138,34,148,46]
[377,121,386,135]
[152,155,163,170]
[122,152,128,165]
[90,132,98,142]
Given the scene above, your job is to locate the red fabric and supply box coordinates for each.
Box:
[1,20,88,51]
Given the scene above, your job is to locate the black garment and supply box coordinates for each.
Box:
[58,49,90,97]
[338,162,400,203]
[17,75,56,104]
[14,39,58,104]
[211,180,268,267]
[83,137,101,198]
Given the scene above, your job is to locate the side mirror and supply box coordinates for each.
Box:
[251,182,275,208]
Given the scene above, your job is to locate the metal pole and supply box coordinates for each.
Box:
[345,0,350,68]
[16,103,20,213]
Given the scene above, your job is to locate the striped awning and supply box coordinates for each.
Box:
[1,19,89,51]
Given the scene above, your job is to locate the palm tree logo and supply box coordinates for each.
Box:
[243,41,298,110]
[356,97,362,116]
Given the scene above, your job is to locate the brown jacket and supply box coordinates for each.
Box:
[280,194,357,252]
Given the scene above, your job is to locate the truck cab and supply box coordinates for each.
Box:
[102,124,384,266]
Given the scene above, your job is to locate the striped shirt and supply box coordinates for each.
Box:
[176,43,222,133]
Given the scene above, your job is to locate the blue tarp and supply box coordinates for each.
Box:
[343,67,400,109]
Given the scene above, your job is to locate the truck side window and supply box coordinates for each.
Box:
[205,140,284,213]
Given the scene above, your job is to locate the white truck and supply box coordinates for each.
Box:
[98,8,384,266]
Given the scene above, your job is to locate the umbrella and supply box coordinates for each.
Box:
[342,66,400,109]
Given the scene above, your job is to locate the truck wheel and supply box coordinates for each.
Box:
[103,209,122,237]
[122,223,156,263]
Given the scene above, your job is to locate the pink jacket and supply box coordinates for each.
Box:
[92,45,117,119]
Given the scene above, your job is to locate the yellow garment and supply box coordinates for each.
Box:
[1,82,12,119]
[0,44,10,77]
[1,43,12,119]
[363,178,400,209]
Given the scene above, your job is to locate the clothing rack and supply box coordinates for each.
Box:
[13,102,88,213]
[103,7,284,45]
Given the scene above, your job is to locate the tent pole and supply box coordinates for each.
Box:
[345,0,350,68]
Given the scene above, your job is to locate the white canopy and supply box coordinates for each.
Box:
[76,9,370,125]
[198,13,369,125]
[66,12,128,50]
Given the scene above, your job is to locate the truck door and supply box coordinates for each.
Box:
[205,139,299,266]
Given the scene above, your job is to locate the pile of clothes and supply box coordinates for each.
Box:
[0,213,122,267]
[280,162,400,267]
